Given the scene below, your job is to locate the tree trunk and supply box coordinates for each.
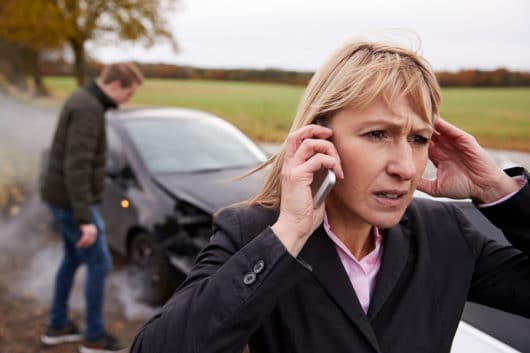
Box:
[28,49,48,96]
[70,39,86,86]
[10,45,29,92]
[32,69,48,96]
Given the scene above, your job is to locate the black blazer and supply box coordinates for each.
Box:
[131,176,530,353]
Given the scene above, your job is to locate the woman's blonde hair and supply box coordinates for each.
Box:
[246,39,442,208]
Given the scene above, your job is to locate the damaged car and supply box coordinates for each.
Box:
[100,107,267,304]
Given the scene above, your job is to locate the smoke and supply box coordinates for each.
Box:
[107,270,160,320]
[0,192,159,322]
[0,193,65,299]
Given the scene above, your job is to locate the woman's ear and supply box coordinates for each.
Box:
[314,113,331,127]
[314,118,326,126]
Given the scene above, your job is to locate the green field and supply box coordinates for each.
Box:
[43,77,530,151]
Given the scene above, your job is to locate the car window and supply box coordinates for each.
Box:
[106,125,125,173]
[124,117,265,173]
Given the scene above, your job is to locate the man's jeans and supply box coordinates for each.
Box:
[48,205,112,340]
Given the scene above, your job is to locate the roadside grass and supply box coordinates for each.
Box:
[43,77,530,151]
[440,88,530,151]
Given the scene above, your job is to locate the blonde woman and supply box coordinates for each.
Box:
[131,40,529,353]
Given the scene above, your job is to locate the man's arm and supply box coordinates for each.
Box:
[64,107,101,225]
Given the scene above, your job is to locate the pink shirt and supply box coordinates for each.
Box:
[323,213,384,314]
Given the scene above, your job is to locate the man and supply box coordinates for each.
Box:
[40,63,143,352]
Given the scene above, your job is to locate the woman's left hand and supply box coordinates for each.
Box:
[417,118,519,204]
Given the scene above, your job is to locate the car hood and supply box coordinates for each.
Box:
[152,166,265,214]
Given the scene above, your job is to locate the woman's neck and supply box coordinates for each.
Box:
[325,207,375,260]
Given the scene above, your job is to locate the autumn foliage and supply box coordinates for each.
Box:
[0,0,178,88]
[436,69,530,87]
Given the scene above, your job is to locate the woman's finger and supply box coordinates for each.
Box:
[434,118,467,140]
[427,140,449,167]
[308,153,342,177]
[434,118,481,152]
[416,178,438,197]
[291,139,343,176]
[296,153,343,180]
[283,152,342,186]
[284,124,333,158]
[431,127,458,151]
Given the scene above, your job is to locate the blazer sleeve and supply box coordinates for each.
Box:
[129,206,309,353]
[461,170,530,318]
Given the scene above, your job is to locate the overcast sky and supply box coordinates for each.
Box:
[88,0,530,72]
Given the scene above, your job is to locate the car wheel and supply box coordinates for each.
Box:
[128,232,175,305]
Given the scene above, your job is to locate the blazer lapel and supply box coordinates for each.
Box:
[300,226,383,353]
[367,216,411,320]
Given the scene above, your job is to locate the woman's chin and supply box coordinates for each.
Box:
[368,210,407,229]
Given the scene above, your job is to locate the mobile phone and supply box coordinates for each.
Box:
[310,168,336,209]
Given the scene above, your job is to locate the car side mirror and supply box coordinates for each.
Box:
[107,156,137,189]
[106,156,122,178]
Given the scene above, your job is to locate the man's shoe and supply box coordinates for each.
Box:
[41,321,83,345]
[79,333,127,353]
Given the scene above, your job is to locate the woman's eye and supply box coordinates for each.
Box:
[366,130,386,140]
[408,135,430,145]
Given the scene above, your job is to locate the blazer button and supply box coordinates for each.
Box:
[243,272,256,285]
[253,260,265,274]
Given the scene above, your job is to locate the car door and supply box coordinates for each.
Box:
[100,123,140,255]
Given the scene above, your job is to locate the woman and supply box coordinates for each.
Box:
[130,40,529,353]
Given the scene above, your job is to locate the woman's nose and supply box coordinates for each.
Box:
[386,143,417,180]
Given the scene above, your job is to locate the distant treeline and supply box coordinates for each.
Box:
[41,59,313,86]
[436,69,530,87]
[41,59,530,87]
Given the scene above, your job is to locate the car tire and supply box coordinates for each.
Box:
[128,232,176,305]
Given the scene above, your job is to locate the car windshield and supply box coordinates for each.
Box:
[124,117,265,174]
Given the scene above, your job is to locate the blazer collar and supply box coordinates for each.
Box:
[299,225,382,353]
[367,216,410,320]
[298,214,411,353]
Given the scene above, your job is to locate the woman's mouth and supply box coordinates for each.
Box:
[373,190,408,207]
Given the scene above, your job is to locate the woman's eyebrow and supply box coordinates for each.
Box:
[413,127,434,135]
[357,118,433,134]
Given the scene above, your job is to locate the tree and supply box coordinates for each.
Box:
[0,0,178,86]
[0,1,65,95]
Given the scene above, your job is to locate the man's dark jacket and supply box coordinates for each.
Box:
[41,81,116,224]
[130,170,530,353]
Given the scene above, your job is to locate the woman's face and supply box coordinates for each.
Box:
[326,94,433,229]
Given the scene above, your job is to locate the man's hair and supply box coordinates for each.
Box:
[100,63,144,87]
[245,39,442,208]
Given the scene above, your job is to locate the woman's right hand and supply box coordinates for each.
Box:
[271,124,344,256]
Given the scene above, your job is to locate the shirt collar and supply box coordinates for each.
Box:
[85,80,117,110]
[323,211,383,264]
